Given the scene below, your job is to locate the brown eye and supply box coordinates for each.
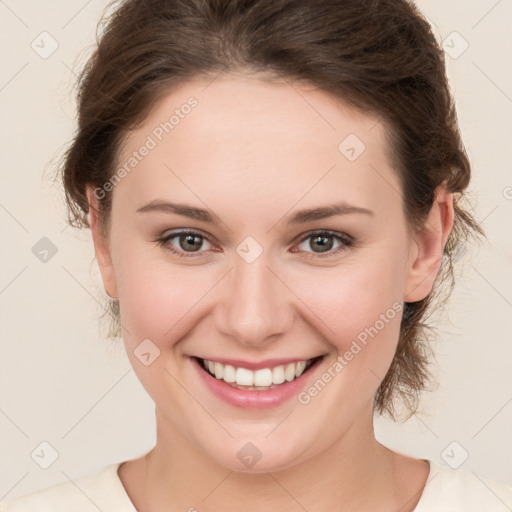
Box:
[309,234,334,253]
[176,233,203,252]
[295,231,354,258]
[157,230,214,258]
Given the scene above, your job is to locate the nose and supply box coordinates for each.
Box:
[214,251,294,348]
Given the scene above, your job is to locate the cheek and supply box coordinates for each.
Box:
[113,244,207,346]
[291,253,405,364]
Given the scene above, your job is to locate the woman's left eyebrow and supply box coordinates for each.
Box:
[287,202,374,224]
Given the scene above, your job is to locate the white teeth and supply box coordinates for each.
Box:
[223,364,236,383]
[235,367,253,386]
[253,368,273,387]
[295,360,307,378]
[284,363,296,382]
[200,357,319,389]
[214,362,223,379]
[272,365,285,384]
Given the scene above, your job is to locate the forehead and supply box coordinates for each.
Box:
[114,73,401,218]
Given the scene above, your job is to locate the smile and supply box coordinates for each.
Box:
[194,356,324,391]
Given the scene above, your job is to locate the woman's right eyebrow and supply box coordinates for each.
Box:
[136,199,220,225]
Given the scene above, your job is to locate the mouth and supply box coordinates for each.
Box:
[192,355,325,391]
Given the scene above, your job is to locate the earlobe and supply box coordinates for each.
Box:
[85,186,119,300]
[404,186,454,303]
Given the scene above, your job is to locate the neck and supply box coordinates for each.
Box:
[133,403,409,512]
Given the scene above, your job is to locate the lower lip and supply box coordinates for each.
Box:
[191,356,323,409]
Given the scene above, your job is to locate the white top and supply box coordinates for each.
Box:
[1,459,511,511]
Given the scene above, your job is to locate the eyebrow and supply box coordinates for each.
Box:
[136,199,374,225]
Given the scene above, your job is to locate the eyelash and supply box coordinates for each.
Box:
[155,229,356,260]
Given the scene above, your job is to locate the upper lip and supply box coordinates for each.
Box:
[193,355,324,371]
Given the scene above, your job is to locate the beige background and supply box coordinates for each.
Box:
[1,0,511,501]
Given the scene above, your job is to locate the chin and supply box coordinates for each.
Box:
[202,435,309,474]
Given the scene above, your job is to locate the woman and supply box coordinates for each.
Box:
[2,0,511,510]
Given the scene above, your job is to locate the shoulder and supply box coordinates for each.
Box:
[415,459,512,511]
[0,462,136,512]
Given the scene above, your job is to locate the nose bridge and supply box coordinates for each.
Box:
[216,249,292,346]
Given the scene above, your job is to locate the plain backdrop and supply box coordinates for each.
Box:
[1,0,511,501]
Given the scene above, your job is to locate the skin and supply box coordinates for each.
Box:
[86,72,454,512]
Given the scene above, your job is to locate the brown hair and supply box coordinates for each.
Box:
[55,0,484,421]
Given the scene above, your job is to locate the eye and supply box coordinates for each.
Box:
[293,230,355,258]
[157,229,214,258]
[156,229,355,259]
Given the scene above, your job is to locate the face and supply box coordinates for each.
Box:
[87,73,451,473]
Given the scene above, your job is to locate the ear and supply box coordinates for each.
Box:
[85,185,119,300]
[404,185,454,303]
